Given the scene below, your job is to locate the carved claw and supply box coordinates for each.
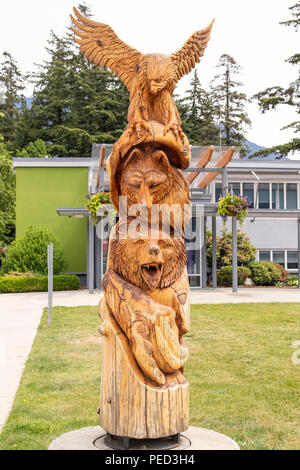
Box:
[164,122,185,144]
[130,321,166,385]
[103,269,188,386]
[151,309,188,374]
[127,119,151,140]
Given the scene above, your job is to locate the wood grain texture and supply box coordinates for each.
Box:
[69,4,207,440]
[198,147,234,188]
[71,7,214,153]
[108,144,191,232]
[98,297,189,438]
[186,146,214,184]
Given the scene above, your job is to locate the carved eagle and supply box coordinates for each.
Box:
[71,7,214,140]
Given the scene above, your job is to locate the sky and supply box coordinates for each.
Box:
[1,0,299,156]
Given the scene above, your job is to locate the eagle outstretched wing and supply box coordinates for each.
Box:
[70,7,142,90]
[170,20,215,84]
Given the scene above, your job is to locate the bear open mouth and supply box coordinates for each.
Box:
[141,263,162,290]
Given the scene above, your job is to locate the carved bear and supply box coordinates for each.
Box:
[102,223,189,385]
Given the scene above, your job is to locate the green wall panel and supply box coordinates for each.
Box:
[16,167,88,273]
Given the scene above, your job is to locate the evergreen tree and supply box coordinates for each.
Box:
[210,54,251,154]
[176,70,219,145]
[0,138,15,243]
[252,2,300,158]
[16,3,129,158]
[0,52,25,151]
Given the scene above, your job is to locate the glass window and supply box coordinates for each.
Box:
[242,183,254,209]
[286,183,297,209]
[215,183,222,203]
[188,275,201,287]
[287,251,298,269]
[272,183,284,209]
[258,183,270,209]
[259,250,271,262]
[229,183,240,196]
[186,217,201,275]
[272,251,285,267]
[186,250,200,275]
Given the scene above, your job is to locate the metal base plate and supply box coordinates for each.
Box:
[98,433,188,451]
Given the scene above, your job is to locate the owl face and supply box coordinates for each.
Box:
[146,54,173,95]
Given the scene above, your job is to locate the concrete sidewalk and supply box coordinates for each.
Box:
[190,287,300,304]
[1,287,300,433]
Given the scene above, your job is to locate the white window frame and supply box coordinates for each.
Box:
[257,249,299,272]
[213,180,299,209]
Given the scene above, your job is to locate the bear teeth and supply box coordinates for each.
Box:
[141,263,162,290]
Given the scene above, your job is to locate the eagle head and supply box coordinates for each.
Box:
[145,54,174,95]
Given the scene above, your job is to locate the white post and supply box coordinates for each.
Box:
[48,243,53,326]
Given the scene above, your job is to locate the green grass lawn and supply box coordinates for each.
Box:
[0,303,299,450]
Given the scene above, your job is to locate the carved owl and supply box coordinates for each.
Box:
[71,7,214,140]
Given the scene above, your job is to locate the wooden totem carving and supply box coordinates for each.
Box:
[71,7,214,439]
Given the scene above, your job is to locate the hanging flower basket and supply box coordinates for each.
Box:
[217,193,249,226]
[86,192,115,226]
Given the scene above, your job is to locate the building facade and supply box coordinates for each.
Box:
[13,147,300,288]
[209,158,300,276]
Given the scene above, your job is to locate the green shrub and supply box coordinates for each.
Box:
[0,274,80,293]
[217,265,251,287]
[274,263,289,282]
[286,276,299,287]
[5,271,35,277]
[249,261,282,286]
[261,261,282,284]
[1,225,66,275]
[206,229,256,269]
[249,262,271,285]
[41,275,80,291]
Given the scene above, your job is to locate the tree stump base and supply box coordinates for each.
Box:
[98,298,189,439]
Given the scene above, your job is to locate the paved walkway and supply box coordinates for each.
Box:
[190,287,300,304]
[1,287,300,433]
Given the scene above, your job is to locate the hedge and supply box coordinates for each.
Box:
[286,276,298,287]
[249,261,282,286]
[0,274,80,293]
[217,265,251,287]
